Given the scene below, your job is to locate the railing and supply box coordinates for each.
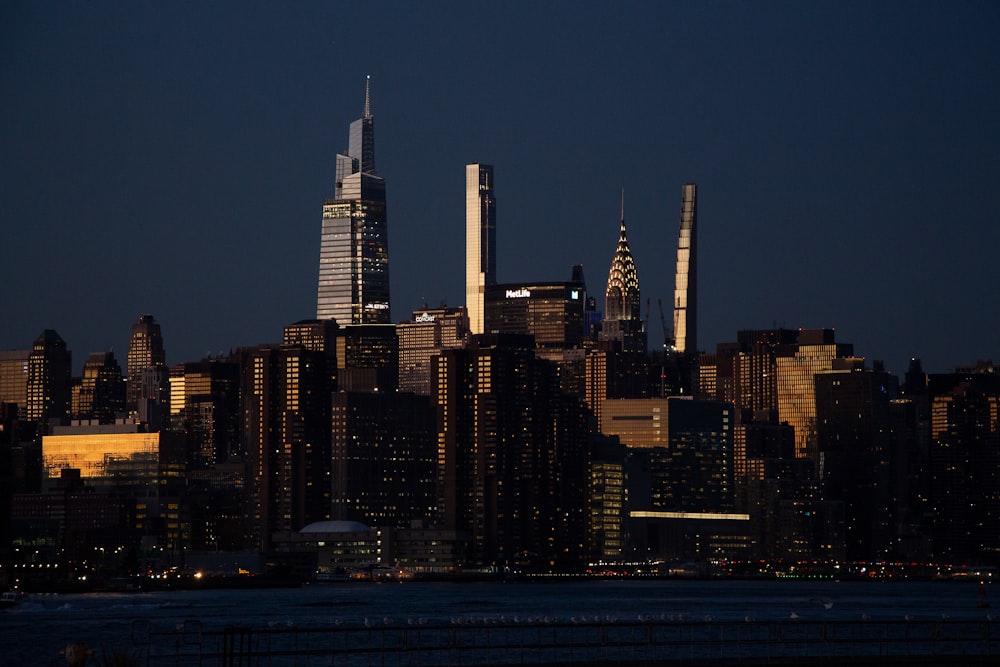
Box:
[129,617,998,666]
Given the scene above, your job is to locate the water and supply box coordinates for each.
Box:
[2,579,993,665]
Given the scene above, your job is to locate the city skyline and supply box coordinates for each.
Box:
[2,3,998,374]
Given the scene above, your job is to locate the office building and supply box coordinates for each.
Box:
[0,349,30,418]
[587,434,627,563]
[671,183,697,355]
[317,77,390,325]
[466,163,496,335]
[126,315,168,427]
[601,192,645,353]
[397,306,469,395]
[484,269,589,397]
[775,329,855,461]
[70,351,125,424]
[484,278,586,351]
[337,324,398,393]
[41,422,186,557]
[26,330,72,425]
[167,358,241,467]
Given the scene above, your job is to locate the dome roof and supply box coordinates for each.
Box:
[299,520,371,534]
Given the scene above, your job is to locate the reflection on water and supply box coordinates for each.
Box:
[2,579,994,665]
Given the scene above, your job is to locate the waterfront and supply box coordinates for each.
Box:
[2,579,996,665]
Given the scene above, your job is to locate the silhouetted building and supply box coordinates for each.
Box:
[484,274,588,396]
[243,344,331,551]
[587,434,627,563]
[337,324,398,393]
[26,330,72,427]
[317,77,390,325]
[0,349,30,419]
[466,163,496,335]
[927,368,1000,563]
[71,351,125,424]
[815,363,894,561]
[284,319,340,388]
[432,333,588,570]
[126,315,166,417]
[168,358,241,467]
[330,391,436,527]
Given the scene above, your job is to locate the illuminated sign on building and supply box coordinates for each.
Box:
[414,313,436,323]
[570,290,580,300]
[505,289,531,299]
[365,303,390,310]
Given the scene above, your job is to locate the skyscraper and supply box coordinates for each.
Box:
[672,183,697,355]
[71,351,125,424]
[602,191,645,353]
[317,77,391,325]
[26,330,72,425]
[126,314,166,418]
[466,163,496,335]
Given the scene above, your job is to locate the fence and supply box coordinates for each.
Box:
[129,617,998,666]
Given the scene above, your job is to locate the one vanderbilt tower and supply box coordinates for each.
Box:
[317,77,391,324]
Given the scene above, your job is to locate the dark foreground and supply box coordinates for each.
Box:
[122,616,1000,666]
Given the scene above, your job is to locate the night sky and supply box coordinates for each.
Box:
[2,2,998,375]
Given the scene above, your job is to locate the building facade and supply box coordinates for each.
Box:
[317,77,390,325]
[126,315,166,417]
[466,163,496,335]
[397,306,470,395]
[602,193,645,354]
[26,330,72,425]
[671,183,697,355]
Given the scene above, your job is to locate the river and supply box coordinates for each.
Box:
[2,578,994,665]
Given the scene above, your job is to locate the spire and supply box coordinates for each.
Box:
[363,75,371,119]
[620,187,625,230]
[606,190,640,323]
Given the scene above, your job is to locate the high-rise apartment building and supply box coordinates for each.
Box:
[243,344,331,551]
[126,314,167,420]
[432,333,588,569]
[330,391,437,527]
[466,163,497,335]
[317,77,390,325]
[672,183,697,355]
[26,330,72,425]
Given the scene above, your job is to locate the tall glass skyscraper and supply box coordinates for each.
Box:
[465,163,496,335]
[317,77,391,325]
[672,183,697,355]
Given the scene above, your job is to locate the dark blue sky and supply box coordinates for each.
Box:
[2,2,998,375]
